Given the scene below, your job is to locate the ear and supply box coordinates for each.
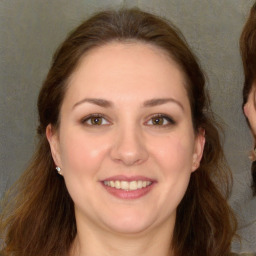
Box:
[46,124,62,168]
[191,128,205,172]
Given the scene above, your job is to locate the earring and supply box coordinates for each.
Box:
[192,157,199,169]
[56,166,62,175]
[193,162,199,169]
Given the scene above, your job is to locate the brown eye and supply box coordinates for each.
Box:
[82,115,110,126]
[152,117,164,125]
[146,115,175,126]
[90,117,103,125]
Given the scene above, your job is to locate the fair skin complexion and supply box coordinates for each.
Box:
[47,42,205,256]
[244,82,256,145]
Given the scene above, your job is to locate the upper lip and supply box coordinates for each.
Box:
[101,175,155,182]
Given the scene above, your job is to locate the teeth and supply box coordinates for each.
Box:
[103,180,152,191]
[120,181,129,190]
[115,180,121,189]
[129,181,137,190]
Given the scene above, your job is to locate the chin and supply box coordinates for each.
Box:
[101,211,157,234]
[105,221,151,235]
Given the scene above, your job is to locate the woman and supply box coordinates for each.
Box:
[240,2,256,196]
[0,8,236,256]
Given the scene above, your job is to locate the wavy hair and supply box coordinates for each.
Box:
[240,2,256,195]
[1,8,237,256]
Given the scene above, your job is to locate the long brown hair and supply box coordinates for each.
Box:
[1,8,236,256]
[240,2,256,195]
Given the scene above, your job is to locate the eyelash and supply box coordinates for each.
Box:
[145,114,176,127]
[81,114,110,126]
[80,113,176,127]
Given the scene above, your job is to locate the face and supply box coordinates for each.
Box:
[47,42,205,236]
[244,82,256,142]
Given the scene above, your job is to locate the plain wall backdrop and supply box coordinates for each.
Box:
[0,0,255,253]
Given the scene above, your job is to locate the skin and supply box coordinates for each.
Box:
[244,83,256,144]
[47,42,205,256]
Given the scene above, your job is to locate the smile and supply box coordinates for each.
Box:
[101,176,155,199]
[103,180,152,191]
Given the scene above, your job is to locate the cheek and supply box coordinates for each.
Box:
[244,101,256,134]
[244,89,256,122]
[244,103,249,117]
[148,131,195,208]
[59,131,110,176]
[59,131,112,206]
[151,133,194,172]
[150,134,194,214]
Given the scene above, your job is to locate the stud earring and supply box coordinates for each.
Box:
[56,166,62,175]
[192,161,199,170]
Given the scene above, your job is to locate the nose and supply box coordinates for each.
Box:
[110,125,149,166]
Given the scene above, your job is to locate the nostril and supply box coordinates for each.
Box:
[109,128,149,166]
[113,152,145,166]
[110,142,149,166]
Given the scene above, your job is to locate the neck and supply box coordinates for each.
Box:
[70,217,175,256]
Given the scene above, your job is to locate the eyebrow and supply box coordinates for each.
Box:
[143,98,184,110]
[72,98,113,109]
[72,97,184,110]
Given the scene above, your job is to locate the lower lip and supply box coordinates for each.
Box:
[102,183,155,200]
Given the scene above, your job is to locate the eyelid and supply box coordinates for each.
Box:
[80,113,175,127]
[81,113,111,126]
[144,113,176,126]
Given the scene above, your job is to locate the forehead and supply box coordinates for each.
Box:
[65,41,190,107]
[74,41,180,75]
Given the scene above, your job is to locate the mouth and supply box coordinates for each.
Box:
[101,176,155,199]
[103,180,152,191]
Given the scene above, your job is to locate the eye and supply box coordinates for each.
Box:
[82,114,110,126]
[146,114,175,126]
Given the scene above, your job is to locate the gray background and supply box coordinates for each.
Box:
[0,0,255,253]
